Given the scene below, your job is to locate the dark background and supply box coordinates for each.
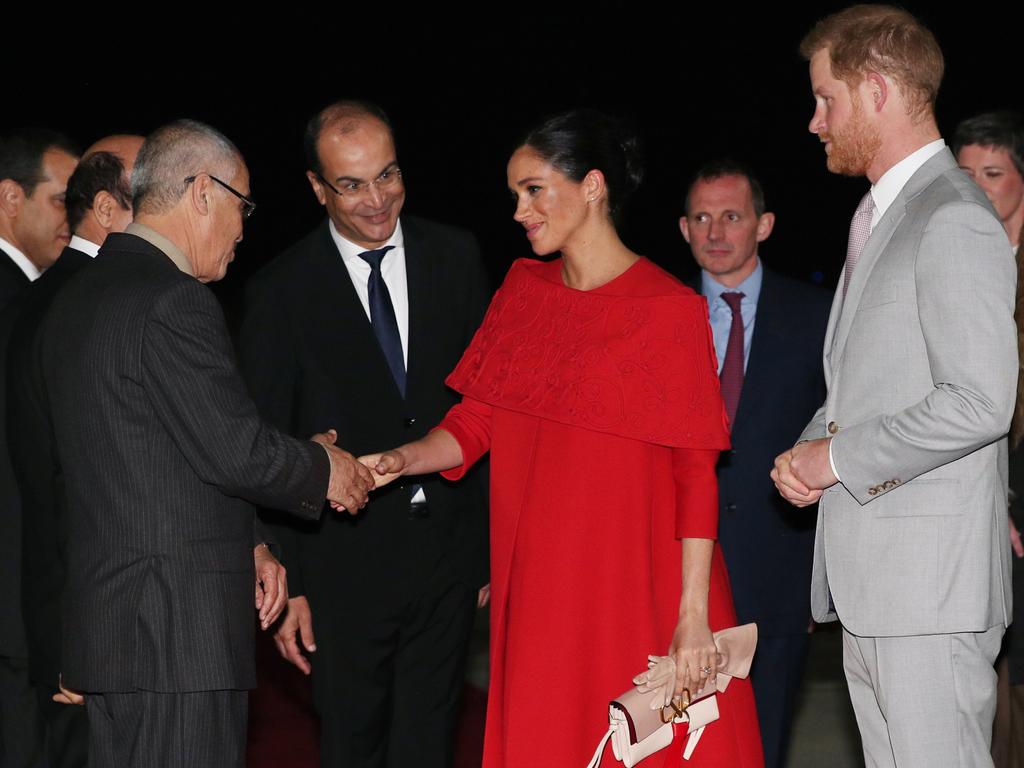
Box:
[10,4,1020,318]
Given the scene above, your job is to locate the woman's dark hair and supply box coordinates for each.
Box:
[520,109,643,217]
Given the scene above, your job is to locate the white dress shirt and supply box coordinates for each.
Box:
[0,236,41,281]
[69,235,101,258]
[330,220,409,367]
[330,220,423,502]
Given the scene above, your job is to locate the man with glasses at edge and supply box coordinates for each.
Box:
[239,100,490,768]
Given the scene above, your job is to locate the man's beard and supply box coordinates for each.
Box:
[824,95,881,177]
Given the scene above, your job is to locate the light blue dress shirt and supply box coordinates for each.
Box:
[702,259,763,374]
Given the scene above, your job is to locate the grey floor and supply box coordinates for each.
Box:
[786,622,865,767]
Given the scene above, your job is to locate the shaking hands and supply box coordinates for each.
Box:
[311,427,462,512]
[310,430,411,513]
[311,429,375,513]
[356,450,407,490]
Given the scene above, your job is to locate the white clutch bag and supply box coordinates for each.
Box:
[584,623,757,767]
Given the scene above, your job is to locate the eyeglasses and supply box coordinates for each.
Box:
[184,173,256,219]
[316,165,403,200]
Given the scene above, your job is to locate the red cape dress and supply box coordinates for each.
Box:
[440,257,764,767]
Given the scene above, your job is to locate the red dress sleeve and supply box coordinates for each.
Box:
[673,447,720,540]
[437,395,493,481]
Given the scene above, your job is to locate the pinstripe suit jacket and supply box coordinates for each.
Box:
[38,232,329,693]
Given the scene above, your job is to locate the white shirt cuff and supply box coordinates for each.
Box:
[828,439,841,482]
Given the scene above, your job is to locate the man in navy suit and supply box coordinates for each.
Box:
[681,159,831,768]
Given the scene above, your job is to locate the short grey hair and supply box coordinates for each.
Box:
[132,119,241,215]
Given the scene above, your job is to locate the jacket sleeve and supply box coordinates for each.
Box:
[141,279,328,519]
[830,200,1017,504]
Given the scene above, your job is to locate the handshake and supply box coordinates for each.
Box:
[312,429,408,513]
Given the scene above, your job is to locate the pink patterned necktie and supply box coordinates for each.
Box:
[844,191,875,297]
[719,292,745,428]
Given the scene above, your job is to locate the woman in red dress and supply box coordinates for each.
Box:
[362,111,763,767]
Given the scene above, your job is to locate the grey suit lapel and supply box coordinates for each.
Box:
[828,148,956,371]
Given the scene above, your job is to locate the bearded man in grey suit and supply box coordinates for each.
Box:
[772,6,1017,766]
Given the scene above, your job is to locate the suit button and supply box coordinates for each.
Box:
[403,417,417,429]
[827,421,839,435]
[725,503,737,513]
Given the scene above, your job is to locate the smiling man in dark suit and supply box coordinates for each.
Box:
[5,135,141,768]
[37,119,374,767]
[239,100,489,768]
[681,159,831,768]
[0,128,78,768]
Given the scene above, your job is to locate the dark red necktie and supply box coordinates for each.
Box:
[719,292,745,428]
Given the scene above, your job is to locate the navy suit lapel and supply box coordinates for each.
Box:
[403,220,433,403]
[732,270,782,437]
[691,268,778,437]
[1,249,30,285]
[309,223,405,401]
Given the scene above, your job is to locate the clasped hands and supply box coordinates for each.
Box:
[310,430,408,514]
[771,437,837,507]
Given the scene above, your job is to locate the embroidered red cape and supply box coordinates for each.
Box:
[446,257,730,449]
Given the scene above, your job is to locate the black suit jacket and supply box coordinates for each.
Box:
[39,232,330,693]
[238,216,489,613]
[694,267,831,636]
[0,248,32,657]
[6,245,90,683]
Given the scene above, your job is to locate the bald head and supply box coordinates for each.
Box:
[84,134,144,175]
[303,100,393,176]
[66,134,144,243]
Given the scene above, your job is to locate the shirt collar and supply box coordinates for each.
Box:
[0,236,42,281]
[69,235,101,258]
[870,139,946,221]
[125,223,194,276]
[701,257,763,307]
[329,219,404,265]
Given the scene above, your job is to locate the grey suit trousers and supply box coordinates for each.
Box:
[843,625,1004,767]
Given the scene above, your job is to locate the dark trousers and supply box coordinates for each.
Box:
[36,685,88,768]
[0,655,42,768]
[312,565,476,768]
[749,632,810,768]
[85,690,247,768]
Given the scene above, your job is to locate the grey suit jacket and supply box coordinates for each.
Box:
[800,148,1017,637]
[38,232,330,693]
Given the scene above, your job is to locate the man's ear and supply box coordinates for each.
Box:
[0,179,25,219]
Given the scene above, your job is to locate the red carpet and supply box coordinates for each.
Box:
[247,631,486,767]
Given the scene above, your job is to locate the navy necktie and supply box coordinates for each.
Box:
[358,246,405,398]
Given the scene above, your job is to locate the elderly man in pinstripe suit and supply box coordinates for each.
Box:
[36,120,374,768]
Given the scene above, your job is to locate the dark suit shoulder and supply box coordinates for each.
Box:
[760,268,832,313]
[401,215,478,250]
[0,250,30,310]
[248,216,484,299]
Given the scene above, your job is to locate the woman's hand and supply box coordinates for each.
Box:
[357,451,406,489]
[669,613,718,704]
